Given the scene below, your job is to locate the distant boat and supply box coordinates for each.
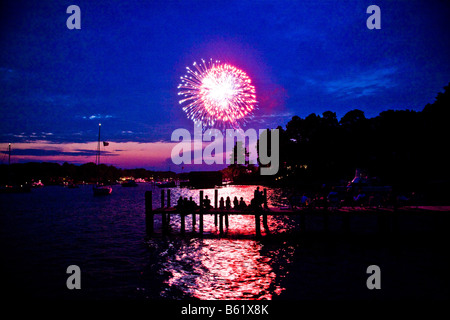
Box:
[32,180,44,188]
[93,123,112,196]
[121,179,138,187]
[93,184,112,195]
[0,143,31,193]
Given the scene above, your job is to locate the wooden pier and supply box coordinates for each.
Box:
[144,189,450,238]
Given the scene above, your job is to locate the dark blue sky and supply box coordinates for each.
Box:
[1,0,449,147]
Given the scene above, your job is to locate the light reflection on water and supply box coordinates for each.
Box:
[151,185,296,299]
[157,238,295,300]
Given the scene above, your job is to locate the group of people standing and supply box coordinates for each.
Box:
[175,187,266,212]
[218,196,247,210]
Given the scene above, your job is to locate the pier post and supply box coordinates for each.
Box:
[255,212,261,237]
[219,213,224,235]
[180,212,185,234]
[199,190,204,235]
[145,191,153,235]
[192,194,196,230]
[214,189,218,226]
[161,189,167,232]
[262,212,269,234]
[167,189,171,224]
[225,212,229,229]
[263,189,268,209]
[167,189,171,207]
[262,190,269,232]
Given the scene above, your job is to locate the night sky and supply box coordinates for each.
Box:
[1,0,449,170]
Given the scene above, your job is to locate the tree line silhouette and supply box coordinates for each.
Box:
[254,83,450,202]
[0,161,177,186]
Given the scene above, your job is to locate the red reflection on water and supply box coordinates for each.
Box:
[165,239,289,299]
[159,186,295,299]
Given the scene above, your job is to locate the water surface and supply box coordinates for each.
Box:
[1,184,448,300]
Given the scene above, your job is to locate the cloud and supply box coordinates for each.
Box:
[322,67,398,98]
[251,111,295,126]
[82,114,114,120]
[255,112,294,119]
[0,148,117,157]
[5,132,54,141]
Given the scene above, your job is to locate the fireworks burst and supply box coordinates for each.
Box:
[178,59,257,129]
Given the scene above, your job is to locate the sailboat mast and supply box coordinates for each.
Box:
[8,143,11,166]
[97,123,101,166]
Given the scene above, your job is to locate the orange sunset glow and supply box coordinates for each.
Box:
[1,141,177,169]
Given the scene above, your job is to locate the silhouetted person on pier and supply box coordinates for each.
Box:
[239,197,247,209]
[204,195,212,209]
[252,187,263,209]
[250,198,258,209]
[254,187,262,203]
[219,197,225,210]
[188,196,197,211]
[225,196,231,210]
[233,196,239,209]
[176,196,183,209]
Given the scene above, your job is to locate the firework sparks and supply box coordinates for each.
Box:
[178,59,257,129]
